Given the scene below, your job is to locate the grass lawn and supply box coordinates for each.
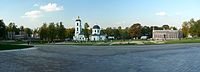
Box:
[0,44,33,50]
[165,39,200,44]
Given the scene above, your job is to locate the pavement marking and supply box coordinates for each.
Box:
[0,47,38,53]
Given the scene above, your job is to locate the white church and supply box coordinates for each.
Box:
[73,16,106,41]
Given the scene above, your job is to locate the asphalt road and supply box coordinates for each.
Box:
[1,43,200,72]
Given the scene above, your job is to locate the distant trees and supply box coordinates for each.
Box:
[182,21,190,37]
[7,22,18,40]
[48,23,57,42]
[181,18,200,38]
[39,23,48,41]
[84,23,90,41]
[57,22,66,41]
[141,26,152,38]
[38,22,66,42]
[129,23,142,39]
[0,18,187,41]
[24,28,32,39]
[0,20,6,40]
[65,28,75,39]
[162,25,170,30]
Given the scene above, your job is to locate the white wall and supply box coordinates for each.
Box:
[75,21,82,36]
[92,29,100,35]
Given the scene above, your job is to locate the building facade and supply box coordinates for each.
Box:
[153,30,181,40]
[90,25,106,41]
[73,16,106,41]
[73,16,86,41]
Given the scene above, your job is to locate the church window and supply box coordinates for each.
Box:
[77,23,79,26]
[77,28,78,31]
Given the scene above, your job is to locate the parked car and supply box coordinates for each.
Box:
[141,36,148,40]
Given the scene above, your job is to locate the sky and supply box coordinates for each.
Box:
[0,0,200,29]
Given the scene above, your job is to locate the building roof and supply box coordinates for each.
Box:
[76,16,81,22]
[93,25,100,29]
[76,19,81,22]
[153,30,179,33]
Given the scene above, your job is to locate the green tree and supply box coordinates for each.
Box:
[171,26,178,30]
[105,27,113,36]
[48,23,56,42]
[84,23,90,41]
[189,19,198,37]
[118,26,123,39]
[39,23,48,41]
[129,23,142,39]
[0,20,6,40]
[141,26,152,38]
[113,28,120,39]
[7,22,17,39]
[24,28,32,39]
[162,25,170,30]
[57,22,66,41]
[182,21,190,38]
[65,28,75,39]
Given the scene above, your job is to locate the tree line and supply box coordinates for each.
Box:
[0,19,179,42]
[182,19,200,38]
[38,22,66,42]
[0,20,32,40]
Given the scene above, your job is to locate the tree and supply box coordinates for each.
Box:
[7,22,17,39]
[57,22,66,41]
[162,25,170,30]
[65,28,75,39]
[118,26,123,39]
[141,26,152,38]
[122,27,130,39]
[24,28,32,39]
[182,21,190,38]
[171,26,178,30]
[39,23,48,41]
[48,23,56,42]
[153,26,163,30]
[129,23,142,39]
[84,23,90,41]
[105,27,113,36]
[0,20,6,40]
[113,28,120,39]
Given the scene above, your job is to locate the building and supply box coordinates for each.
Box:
[73,16,86,41]
[90,25,106,41]
[153,30,181,40]
[73,16,106,41]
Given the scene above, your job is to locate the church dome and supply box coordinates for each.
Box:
[93,25,100,29]
[76,19,81,21]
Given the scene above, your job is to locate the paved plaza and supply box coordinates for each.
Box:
[1,44,200,72]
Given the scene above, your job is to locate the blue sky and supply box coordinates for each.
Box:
[0,0,200,29]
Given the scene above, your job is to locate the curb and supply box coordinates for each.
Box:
[0,47,38,53]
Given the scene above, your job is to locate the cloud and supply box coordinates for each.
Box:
[156,12,167,16]
[22,10,42,19]
[40,3,64,12]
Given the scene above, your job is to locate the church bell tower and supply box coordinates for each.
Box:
[75,16,82,36]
